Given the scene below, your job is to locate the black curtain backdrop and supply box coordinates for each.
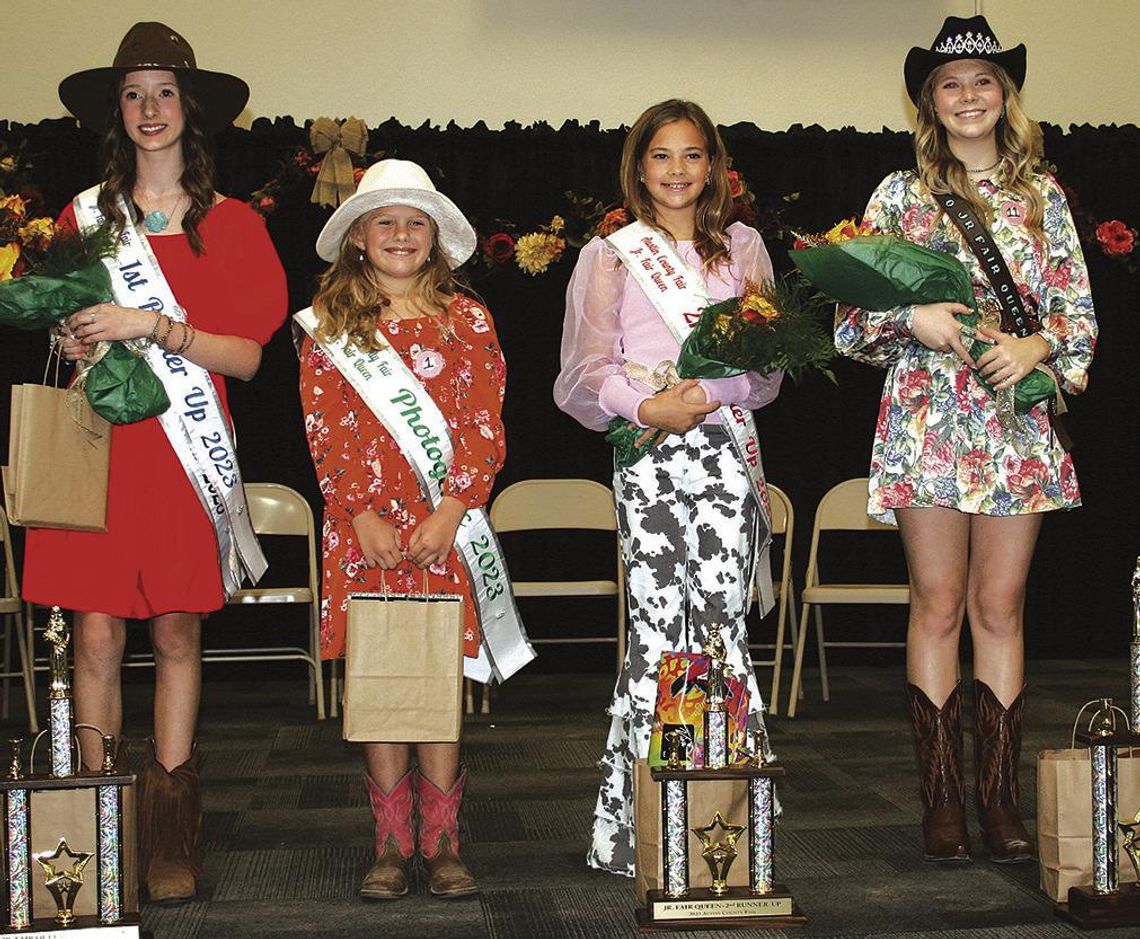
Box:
[2,117,1137,665]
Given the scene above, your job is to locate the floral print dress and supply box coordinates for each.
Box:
[299,296,506,660]
[835,170,1096,521]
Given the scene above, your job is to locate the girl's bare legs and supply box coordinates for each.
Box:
[72,611,127,770]
[896,506,971,861]
[149,612,202,769]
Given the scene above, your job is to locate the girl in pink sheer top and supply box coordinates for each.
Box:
[554,99,781,878]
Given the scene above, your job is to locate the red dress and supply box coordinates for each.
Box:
[22,199,287,618]
[298,295,507,661]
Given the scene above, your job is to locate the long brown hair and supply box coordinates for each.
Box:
[619,99,734,270]
[97,71,215,255]
[915,64,1045,241]
[311,209,466,352]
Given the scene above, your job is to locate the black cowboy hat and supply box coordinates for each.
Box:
[904,15,1026,105]
[58,21,249,134]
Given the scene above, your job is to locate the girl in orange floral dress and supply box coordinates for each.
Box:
[298,160,511,900]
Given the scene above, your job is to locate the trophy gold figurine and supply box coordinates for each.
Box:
[702,630,729,770]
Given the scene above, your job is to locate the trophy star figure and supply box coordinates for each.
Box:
[692,811,746,850]
[34,837,94,926]
[692,812,746,896]
[1121,809,1140,883]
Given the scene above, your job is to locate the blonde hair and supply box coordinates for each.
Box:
[915,64,1045,241]
[311,209,464,352]
[619,99,734,270]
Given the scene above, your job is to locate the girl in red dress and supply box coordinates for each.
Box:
[299,159,506,899]
[26,22,286,902]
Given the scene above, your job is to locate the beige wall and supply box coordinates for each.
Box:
[3,0,1136,131]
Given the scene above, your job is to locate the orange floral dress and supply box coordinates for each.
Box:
[298,295,506,661]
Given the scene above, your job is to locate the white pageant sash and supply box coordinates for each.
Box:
[606,221,775,613]
[294,307,535,684]
[74,187,266,597]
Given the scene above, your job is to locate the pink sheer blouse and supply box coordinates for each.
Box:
[554,222,783,431]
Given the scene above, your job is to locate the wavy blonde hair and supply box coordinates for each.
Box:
[311,209,464,352]
[915,63,1045,241]
[619,99,734,270]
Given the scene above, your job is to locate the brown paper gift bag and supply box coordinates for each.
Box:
[633,757,754,902]
[343,591,464,743]
[1037,747,1140,902]
[3,383,110,531]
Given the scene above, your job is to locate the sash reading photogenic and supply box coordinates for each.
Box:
[294,307,535,684]
[74,186,266,597]
[606,221,775,614]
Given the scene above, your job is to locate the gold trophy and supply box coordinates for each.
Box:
[0,607,142,936]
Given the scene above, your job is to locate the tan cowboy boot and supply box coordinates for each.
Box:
[138,740,203,903]
[361,771,415,900]
[416,767,477,897]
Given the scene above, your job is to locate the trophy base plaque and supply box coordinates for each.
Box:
[639,885,807,930]
[1054,883,1140,930]
[0,912,147,938]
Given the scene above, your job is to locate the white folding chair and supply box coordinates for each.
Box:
[786,478,910,718]
[747,484,800,716]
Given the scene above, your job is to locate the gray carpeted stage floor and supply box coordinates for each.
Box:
[10,659,1138,938]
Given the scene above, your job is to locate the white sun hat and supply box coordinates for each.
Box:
[314,158,477,266]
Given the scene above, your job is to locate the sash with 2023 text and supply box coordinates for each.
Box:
[293,306,535,684]
[605,220,774,614]
[74,186,266,598]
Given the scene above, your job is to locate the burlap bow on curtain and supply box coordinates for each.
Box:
[309,116,369,208]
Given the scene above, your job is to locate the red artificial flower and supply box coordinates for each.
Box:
[727,170,744,199]
[294,149,313,167]
[1095,219,1135,257]
[308,159,323,177]
[482,232,516,264]
[256,194,277,214]
[353,167,365,185]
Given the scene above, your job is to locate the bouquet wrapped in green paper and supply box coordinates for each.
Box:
[606,273,835,466]
[0,221,169,424]
[790,226,1054,414]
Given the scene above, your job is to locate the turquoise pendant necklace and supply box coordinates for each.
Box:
[136,191,185,234]
[143,210,170,233]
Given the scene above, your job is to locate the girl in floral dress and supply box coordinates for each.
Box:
[298,160,508,900]
[555,100,782,877]
[835,16,1096,865]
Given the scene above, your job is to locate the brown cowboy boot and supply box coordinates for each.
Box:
[974,680,1033,863]
[416,767,477,898]
[361,771,415,900]
[138,740,203,903]
[906,682,971,862]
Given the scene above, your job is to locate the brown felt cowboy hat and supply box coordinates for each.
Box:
[58,21,249,134]
[904,15,1026,105]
